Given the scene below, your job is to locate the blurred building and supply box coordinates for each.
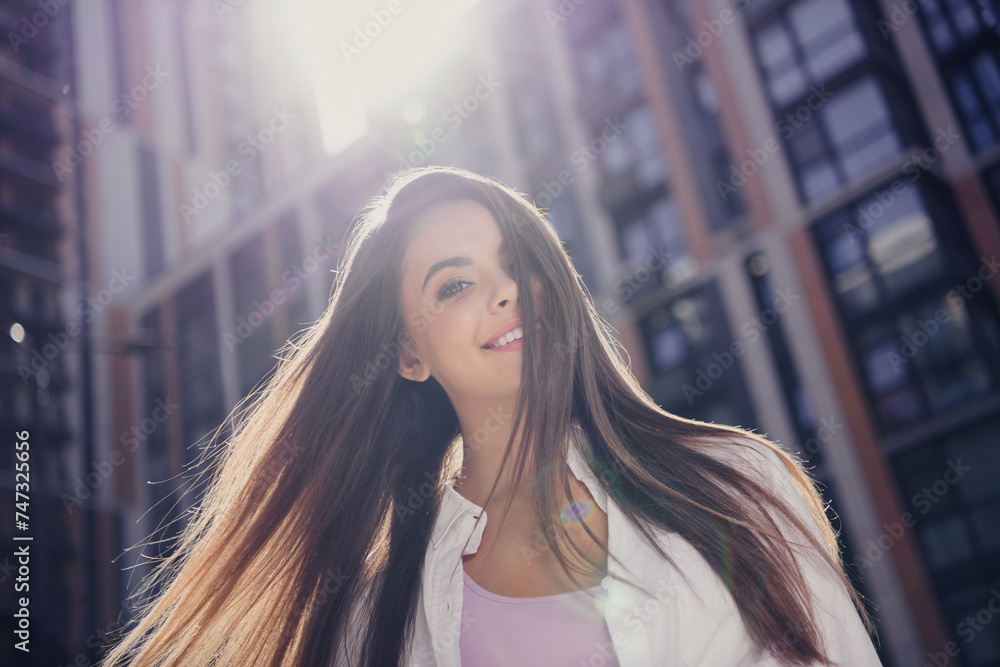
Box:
[0,0,116,665]
[2,0,999,666]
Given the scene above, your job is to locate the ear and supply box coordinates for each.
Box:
[397,339,431,382]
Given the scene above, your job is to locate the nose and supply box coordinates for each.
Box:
[491,262,518,311]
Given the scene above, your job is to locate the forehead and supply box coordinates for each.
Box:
[403,199,506,264]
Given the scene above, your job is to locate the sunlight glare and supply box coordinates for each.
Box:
[288,0,482,154]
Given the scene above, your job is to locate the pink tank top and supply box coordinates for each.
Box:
[459,569,622,666]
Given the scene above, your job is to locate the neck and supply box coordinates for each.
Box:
[451,396,537,509]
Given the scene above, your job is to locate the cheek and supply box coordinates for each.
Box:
[449,305,486,354]
[423,304,475,354]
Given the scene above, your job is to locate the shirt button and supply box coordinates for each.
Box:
[601,576,613,590]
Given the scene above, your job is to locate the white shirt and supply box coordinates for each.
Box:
[334,424,885,666]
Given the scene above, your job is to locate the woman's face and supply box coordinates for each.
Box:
[397,198,540,404]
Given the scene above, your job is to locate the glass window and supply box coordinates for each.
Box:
[694,69,721,116]
[606,23,641,97]
[617,193,693,288]
[919,0,999,54]
[622,217,658,265]
[952,0,985,37]
[920,517,976,571]
[174,272,226,465]
[862,186,945,298]
[971,503,1000,551]
[209,12,262,218]
[753,0,867,109]
[826,229,878,314]
[108,0,130,113]
[953,71,997,150]
[858,324,912,391]
[745,251,824,462]
[944,416,1000,505]
[599,104,667,189]
[983,161,1000,219]
[631,106,667,187]
[578,20,640,99]
[140,307,170,486]
[651,324,687,372]
[787,76,902,203]
[897,294,994,412]
[713,150,746,223]
[813,181,1000,433]
[923,0,958,52]
[229,234,277,399]
[794,124,842,202]
[276,211,312,337]
[947,49,1000,153]
[579,48,606,91]
[649,197,685,258]
[887,414,1000,659]
[756,22,809,108]
[917,0,1000,154]
[513,88,557,158]
[788,0,867,84]
[174,0,196,154]
[972,50,1000,116]
[856,290,1000,429]
[638,284,759,431]
[138,144,164,278]
[601,130,631,175]
[823,78,902,181]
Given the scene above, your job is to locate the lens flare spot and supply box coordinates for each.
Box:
[559,498,594,525]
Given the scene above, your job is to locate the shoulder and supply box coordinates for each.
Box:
[677,433,885,665]
[689,432,832,551]
[686,432,802,495]
[690,431,795,473]
[689,431,811,492]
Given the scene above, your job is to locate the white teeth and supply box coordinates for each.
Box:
[489,327,523,348]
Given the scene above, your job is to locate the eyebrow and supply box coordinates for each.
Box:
[420,239,513,294]
[422,256,473,293]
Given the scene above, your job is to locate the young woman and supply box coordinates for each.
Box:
[99,166,883,666]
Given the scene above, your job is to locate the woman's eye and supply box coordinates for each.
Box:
[439,278,471,300]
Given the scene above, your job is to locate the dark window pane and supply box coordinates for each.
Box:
[951,70,999,150]
[858,185,945,298]
[920,517,975,571]
[812,181,1000,433]
[789,0,867,83]
[753,0,865,109]
[138,145,164,277]
[923,0,958,53]
[825,234,881,315]
[174,272,225,465]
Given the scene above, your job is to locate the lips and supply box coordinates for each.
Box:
[482,318,522,349]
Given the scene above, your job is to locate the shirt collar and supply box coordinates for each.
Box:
[430,422,608,552]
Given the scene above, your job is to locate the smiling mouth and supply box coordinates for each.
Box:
[482,326,525,349]
[483,327,547,352]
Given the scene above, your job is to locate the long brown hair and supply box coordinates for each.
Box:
[99,166,876,666]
